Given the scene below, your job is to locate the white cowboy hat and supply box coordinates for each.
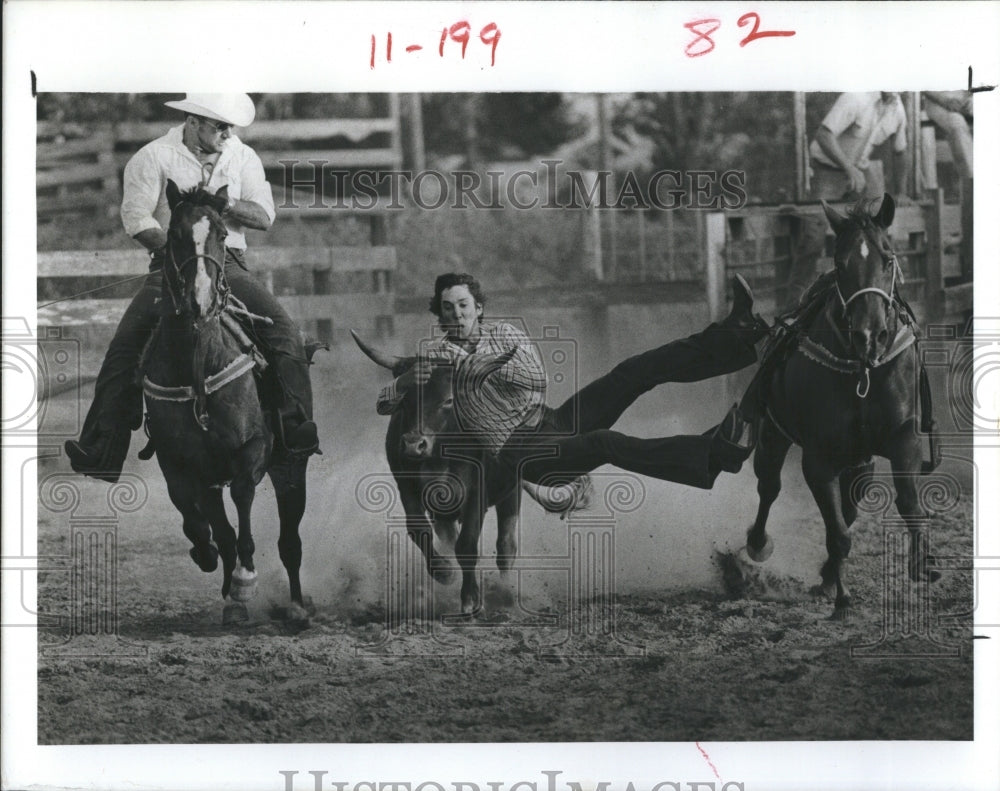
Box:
[163,93,256,127]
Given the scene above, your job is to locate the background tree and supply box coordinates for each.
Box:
[421,92,587,166]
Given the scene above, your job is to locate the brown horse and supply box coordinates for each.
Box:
[746,194,939,618]
[142,180,311,624]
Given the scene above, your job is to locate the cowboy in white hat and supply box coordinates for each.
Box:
[66,93,319,482]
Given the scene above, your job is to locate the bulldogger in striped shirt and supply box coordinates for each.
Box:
[376,272,768,491]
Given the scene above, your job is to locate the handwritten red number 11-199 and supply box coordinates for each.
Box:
[370,21,501,68]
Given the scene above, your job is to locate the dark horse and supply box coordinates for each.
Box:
[142,180,311,624]
[746,194,939,618]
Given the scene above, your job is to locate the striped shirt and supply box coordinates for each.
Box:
[376,322,547,454]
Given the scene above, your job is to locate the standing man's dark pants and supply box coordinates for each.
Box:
[499,320,763,490]
[73,248,314,480]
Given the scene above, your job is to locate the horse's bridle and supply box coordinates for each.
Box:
[833,244,903,312]
[163,206,230,316]
[829,231,907,397]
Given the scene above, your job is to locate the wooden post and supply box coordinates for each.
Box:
[922,188,945,322]
[597,93,616,281]
[580,170,604,281]
[919,102,939,193]
[388,93,404,167]
[703,211,727,321]
[664,208,675,280]
[370,214,388,246]
[793,92,808,201]
[960,177,973,283]
[313,264,332,344]
[407,93,426,172]
[637,209,647,282]
[904,92,921,201]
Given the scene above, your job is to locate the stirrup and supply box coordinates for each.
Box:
[274,407,321,457]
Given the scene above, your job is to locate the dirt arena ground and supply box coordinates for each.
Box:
[35,312,975,744]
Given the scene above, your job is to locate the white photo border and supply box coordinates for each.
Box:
[4,2,999,790]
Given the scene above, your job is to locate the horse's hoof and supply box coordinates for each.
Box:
[745,534,773,563]
[460,593,483,618]
[189,544,219,572]
[829,600,852,622]
[809,582,837,599]
[230,567,258,602]
[223,602,249,626]
[300,595,317,616]
[283,602,311,628]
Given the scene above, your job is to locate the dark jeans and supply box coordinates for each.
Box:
[79,248,312,446]
[497,320,760,490]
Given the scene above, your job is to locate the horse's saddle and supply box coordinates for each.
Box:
[136,305,328,460]
[738,279,941,473]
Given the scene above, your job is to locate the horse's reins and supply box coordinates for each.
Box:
[144,210,250,430]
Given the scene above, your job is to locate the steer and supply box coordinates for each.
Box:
[353,331,587,614]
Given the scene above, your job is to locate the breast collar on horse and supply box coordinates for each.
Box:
[798,253,917,398]
[142,231,255,426]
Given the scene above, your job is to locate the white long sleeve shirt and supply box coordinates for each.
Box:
[120,125,275,250]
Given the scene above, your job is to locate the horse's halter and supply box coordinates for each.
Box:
[830,224,905,397]
[164,203,230,317]
[833,229,902,314]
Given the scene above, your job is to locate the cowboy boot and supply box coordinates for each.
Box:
[720,274,771,337]
[274,404,320,457]
[65,425,132,484]
[705,403,755,474]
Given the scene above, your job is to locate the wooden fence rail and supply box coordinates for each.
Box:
[37,246,397,344]
[37,102,404,228]
[702,189,971,325]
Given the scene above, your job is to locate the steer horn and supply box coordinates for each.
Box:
[351,330,414,376]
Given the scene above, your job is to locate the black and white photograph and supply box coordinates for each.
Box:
[3,2,999,790]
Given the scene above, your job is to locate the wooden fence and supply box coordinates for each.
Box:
[37,99,403,228]
[703,189,972,325]
[37,246,397,347]
[37,129,120,223]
